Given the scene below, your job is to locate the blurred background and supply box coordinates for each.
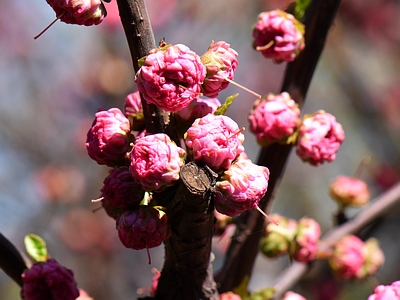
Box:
[1,0,400,299]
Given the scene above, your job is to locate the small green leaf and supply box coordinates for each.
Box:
[232,275,249,299]
[294,0,311,20]
[24,234,48,262]
[214,93,239,116]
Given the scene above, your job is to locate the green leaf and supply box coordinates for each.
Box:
[214,93,239,116]
[24,234,48,262]
[232,275,250,299]
[294,0,312,20]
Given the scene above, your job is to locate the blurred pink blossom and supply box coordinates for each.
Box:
[252,10,305,63]
[329,175,370,207]
[296,110,345,166]
[248,92,300,145]
[368,281,400,300]
[290,217,321,263]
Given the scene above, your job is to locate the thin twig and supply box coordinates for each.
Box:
[272,182,400,299]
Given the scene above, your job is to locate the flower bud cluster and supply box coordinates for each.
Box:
[249,95,345,166]
[134,41,240,116]
[260,214,321,263]
[85,94,184,250]
[329,175,370,207]
[329,235,384,280]
[368,281,400,300]
[184,113,270,217]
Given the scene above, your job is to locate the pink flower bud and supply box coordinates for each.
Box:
[260,214,298,258]
[290,217,321,263]
[200,41,239,98]
[116,206,170,250]
[252,10,305,63]
[329,176,371,207]
[86,108,132,167]
[282,291,307,300]
[21,258,79,300]
[296,110,345,166]
[124,91,145,131]
[220,292,242,300]
[184,114,245,171]
[130,133,185,192]
[175,97,221,124]
[329,235,366,280]
[360,238,385,279]
[213,156,270,216]
[368,281,400,300]
[248,92,300,146]
[135,44,206,112]
[46,0,106,26]
[101,167,145,209]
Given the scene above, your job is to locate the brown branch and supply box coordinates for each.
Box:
[0,233,32,287]
[116,0,169,134]
[155,163,219,300]
[215,0,343,292]
[272,181,400,299]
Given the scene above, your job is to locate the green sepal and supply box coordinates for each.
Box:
[232,275,250,299]
[24,234,48,262]
[248,287,276,300]
[214,93,239,116]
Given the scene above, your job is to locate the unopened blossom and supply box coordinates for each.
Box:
[116,206,170,250]
[130,133,185,192]
[135,44,206,112]
[290,217,321,263]
[200,41,239,97]
[282,291,307,300]
[101,196,125,220]
[124,91,145,131]
[296,110,345,166]
[359,238,385,280]
[329,176,370,207]
[101,167,145,209]
[220,292,242,300]
[20,258,79,300]
[260,214,298,258]
[185,114,244,171]
[368,281,400,300]
[175,97,221,124]
[252,10,305,63]
[329,235,366,280]
[86,108,132,167]
[213,156,270,216]
[46,0,106,26]
[248,92,300,145]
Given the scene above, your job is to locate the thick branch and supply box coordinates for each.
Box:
[272,181,400,299]
[0,233,32,287]
[156,163,219,300]
[116,0,168,134]
[216,0,342,292]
